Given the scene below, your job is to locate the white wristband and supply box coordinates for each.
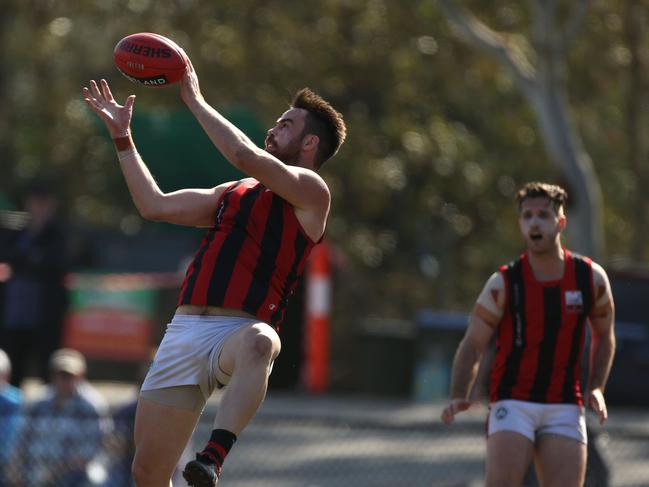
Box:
[117,148,138,159]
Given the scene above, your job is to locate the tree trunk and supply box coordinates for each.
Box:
[526,81,604,258]
[625,0,649,260]
[438,0,605,259]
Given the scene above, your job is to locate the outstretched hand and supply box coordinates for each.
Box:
[440,398,471,424]
[180,54,203,107]
[586,388,608,425]
[82,79,135,138]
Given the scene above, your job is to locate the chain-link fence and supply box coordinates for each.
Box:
[208,410,649,487]
[1,398,648,487]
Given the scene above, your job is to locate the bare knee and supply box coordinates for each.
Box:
[241,327,279,364]
[131,458,152,487]
[132,455,167,487]
[251,332,274,360]
[485,472,524,487]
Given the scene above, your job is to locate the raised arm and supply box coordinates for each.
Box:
[585,262,616,425]
[441,272,504,424]
[82,79,229,227]
[179,61,330,219]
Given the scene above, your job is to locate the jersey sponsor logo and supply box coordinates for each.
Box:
[565,290,583,313]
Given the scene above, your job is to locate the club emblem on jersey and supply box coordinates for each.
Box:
[565,290,583,313]
[495,407,508,420]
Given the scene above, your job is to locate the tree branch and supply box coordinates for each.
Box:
[564,0,590,47]
[437,0,537,96]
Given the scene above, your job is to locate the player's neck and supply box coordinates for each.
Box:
[295,152,318,171]
[283,156,316,172]
[527,245,565,281]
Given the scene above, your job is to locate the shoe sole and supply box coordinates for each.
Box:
[182,461,218,487]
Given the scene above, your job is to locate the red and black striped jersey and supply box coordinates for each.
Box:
[489,250,594,405]
[177,179,318,329]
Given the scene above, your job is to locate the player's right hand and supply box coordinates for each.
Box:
[180,55,204,107]
[440,398,471,424]
[585,387,608,425]
[82,79,134,139]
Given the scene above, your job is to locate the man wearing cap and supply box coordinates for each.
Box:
[7,348,111,487]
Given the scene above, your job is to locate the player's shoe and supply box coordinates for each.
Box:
[182,455,219,487]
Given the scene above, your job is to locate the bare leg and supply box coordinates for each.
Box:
[485,431,534,487]
[535,433,587,487]
[132,397,202,487]
[181,321,282,486]
[214,322,281,434]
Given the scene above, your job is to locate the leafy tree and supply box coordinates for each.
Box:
[438,0,604,259]
[0,1,645,365]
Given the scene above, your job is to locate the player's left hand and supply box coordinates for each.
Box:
[585,387,608,424]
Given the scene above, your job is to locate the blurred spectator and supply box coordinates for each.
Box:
[1,176,69,387]
[7,348,111,487]
[103,352,157,487]
[0,348,23,483]
[106,399,137,487]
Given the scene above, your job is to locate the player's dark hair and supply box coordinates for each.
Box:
[291,88,346,169]
[516,182,568,213]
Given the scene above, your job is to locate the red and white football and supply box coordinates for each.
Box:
[114,32,188,87]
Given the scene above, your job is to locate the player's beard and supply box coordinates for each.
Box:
[265,135,302,165]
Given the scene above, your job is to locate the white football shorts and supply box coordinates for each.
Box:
[141,313,258,402]
[488,399,587,444]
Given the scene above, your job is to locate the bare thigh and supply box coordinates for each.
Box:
[534,433,587,487]
[132,396,203,486]
[485,431,535,487]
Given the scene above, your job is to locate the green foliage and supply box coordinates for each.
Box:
[0,0,643,328]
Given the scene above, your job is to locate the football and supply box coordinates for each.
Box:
[113,32,188,87]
